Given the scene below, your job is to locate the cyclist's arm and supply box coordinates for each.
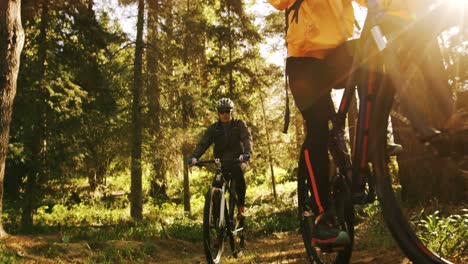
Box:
[191,125,215,159]
[238,120,253,155]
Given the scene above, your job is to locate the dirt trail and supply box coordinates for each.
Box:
[3,231,409,263]
[230,232,409,264]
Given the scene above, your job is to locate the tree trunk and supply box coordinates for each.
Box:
[130,0,144,220]
[146,0,167,200]
[227,4,233,97]
[259,91,277,201]
[22,0,48,230]
[0,0,25,237]
[181,0,192,215]
[182,100,190,214]
[183,150,191,214]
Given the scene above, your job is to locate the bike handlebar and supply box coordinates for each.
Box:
[195,159,243,166]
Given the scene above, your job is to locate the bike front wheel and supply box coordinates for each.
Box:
[368,73,455,264]
[203,188,226,264]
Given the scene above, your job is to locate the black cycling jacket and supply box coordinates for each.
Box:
[191,119,253,160]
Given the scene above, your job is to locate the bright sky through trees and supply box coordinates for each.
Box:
[94,0,138,39]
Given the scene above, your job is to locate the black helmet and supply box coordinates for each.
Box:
[217,98,234,111]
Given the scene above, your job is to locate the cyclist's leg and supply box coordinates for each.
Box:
[232,165,246,218]
[287,57,331,217]
[287,57,352,248]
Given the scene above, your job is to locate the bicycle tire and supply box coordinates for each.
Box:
[203,188,226,264]
[298,170,354,264]
[368,70,452,264]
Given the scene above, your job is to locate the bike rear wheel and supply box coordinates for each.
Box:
[203,189,227,264]
[368,73,454,264]
[298,171,354,263]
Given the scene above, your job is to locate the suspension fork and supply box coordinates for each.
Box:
[209,184,226,229]
[219,185,226,228]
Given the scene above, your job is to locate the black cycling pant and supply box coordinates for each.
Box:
[287,56,345,215]
[221,164,246,207]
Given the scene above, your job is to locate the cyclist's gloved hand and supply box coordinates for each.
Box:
[239,154,250,162]
[187,157,197,166]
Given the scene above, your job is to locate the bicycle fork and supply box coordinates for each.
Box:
[209,185,226,229]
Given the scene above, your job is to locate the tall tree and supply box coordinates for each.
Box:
[146,0,167,200]
[259,89,277,201]
[0,0,25,236]
[130,0,145,220]
[22,0,48,230]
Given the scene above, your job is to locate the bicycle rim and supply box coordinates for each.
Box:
[297,173,354,263]
[203,189,225,264]
[368,81,453,264]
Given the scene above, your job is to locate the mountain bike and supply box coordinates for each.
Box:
[298,1,466,263]
[198,159,245,264]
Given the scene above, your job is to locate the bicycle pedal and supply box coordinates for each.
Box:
[386,143,403,156]
[233,250,243,258]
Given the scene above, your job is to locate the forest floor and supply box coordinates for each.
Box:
[1,230,410,263]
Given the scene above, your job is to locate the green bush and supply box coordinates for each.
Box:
[413,209,467,260]
[35,203,129,227]
[167,220,203,242]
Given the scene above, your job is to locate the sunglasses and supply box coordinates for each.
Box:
[218,110,231,114]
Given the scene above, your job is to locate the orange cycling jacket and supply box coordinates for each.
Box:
[267,0,422,59]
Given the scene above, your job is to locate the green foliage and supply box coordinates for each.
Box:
[250,209,298,233]
[247,181,299,233]
[354,201,396,249]
[167,220,203,242]
[0,242,21,263]
[88,242,150,264]
[36,203,129,227]
[412,209,467,259]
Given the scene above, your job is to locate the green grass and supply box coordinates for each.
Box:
[0,242,21,263]
[412,209,467,260]
[354,201,397,250]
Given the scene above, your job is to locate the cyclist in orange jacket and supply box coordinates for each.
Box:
[267,0,362,248]
[268,0,466,248]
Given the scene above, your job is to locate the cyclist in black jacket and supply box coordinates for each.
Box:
[188,98,253,218]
